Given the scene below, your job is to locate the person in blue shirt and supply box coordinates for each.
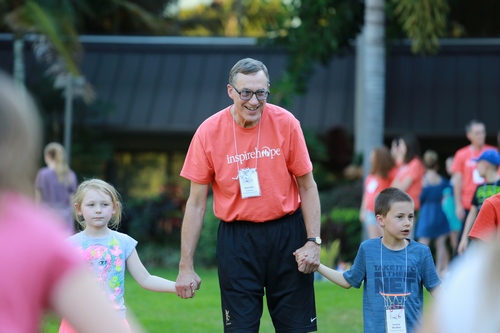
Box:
[297,187,441,333]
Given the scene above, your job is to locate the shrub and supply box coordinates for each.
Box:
[320,179,363,263]
[196,195,219,268]
[123,193,183,268]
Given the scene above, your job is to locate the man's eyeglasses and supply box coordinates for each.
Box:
[231,85,270,101]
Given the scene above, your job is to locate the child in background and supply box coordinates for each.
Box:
[441,156,462,255]
[298,188,440,333]
[360,146,396,239]
[457,149,500,254]
[35,142,78,235]
[416,150,450,277]
[59,179,191,333]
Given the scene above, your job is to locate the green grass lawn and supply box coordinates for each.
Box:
[43,268,432,332]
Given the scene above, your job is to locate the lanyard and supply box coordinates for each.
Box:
[231,114,261,180]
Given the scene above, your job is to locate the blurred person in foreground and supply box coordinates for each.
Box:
[0,71,135,333]
[417,240,500,333]
[176,58,321,332]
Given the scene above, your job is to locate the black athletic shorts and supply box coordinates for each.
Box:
[216,208,317,333]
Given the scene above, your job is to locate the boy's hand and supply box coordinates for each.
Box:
[293,242,320,274]
[293,250,308,266]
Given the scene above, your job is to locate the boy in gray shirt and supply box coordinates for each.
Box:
[297,188,440,333]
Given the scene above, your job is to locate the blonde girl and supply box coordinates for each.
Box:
[59,179,185,333]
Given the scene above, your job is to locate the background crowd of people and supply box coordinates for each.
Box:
[360,119,500,277]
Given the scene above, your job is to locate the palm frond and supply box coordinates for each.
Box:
[114,0,167,34]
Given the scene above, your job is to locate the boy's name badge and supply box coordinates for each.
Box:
[238,168,261,199]
[385,309,407,333]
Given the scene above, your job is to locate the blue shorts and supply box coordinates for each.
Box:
[216,208,317,332]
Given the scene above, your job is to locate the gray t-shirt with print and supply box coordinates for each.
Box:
[343,238,440,333]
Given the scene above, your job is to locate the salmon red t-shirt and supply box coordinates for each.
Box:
[363,167,397,212]
[392,158,425,210]
[452,145,497,210]
[469,193,500,241]
[181,104,312,222]
[0,193,81,333]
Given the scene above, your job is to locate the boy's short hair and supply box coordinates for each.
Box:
[375,187,413,216]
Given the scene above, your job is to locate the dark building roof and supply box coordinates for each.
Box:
[1,35,499,150]
[76,36,355,137]
[385,39,500,137]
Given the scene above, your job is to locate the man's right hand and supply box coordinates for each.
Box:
[176,269,201,299]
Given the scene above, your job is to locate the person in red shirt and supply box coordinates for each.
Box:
[360,146,396,239]
[391,134,425,212]
[175,58,321,332]
[468,193,500,243]
[451,120,497,223]
[468,192,500,243]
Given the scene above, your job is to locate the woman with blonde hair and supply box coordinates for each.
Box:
[35,142,78,234]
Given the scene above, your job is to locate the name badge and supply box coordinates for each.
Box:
[238,168,261,199]
[385,308,406,333]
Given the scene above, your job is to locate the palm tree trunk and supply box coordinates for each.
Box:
[361,0,386,176]
[64,73,74,165]
[13,35,25,90]
[354,30,365,168]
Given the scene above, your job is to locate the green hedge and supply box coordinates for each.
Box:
[320,179,363,263]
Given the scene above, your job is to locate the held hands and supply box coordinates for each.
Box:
[175,271,201,299]
[293,242,320,274]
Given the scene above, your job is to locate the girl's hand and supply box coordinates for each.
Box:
[293,250,308,267]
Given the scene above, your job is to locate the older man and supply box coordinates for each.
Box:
[175,58,321,333]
